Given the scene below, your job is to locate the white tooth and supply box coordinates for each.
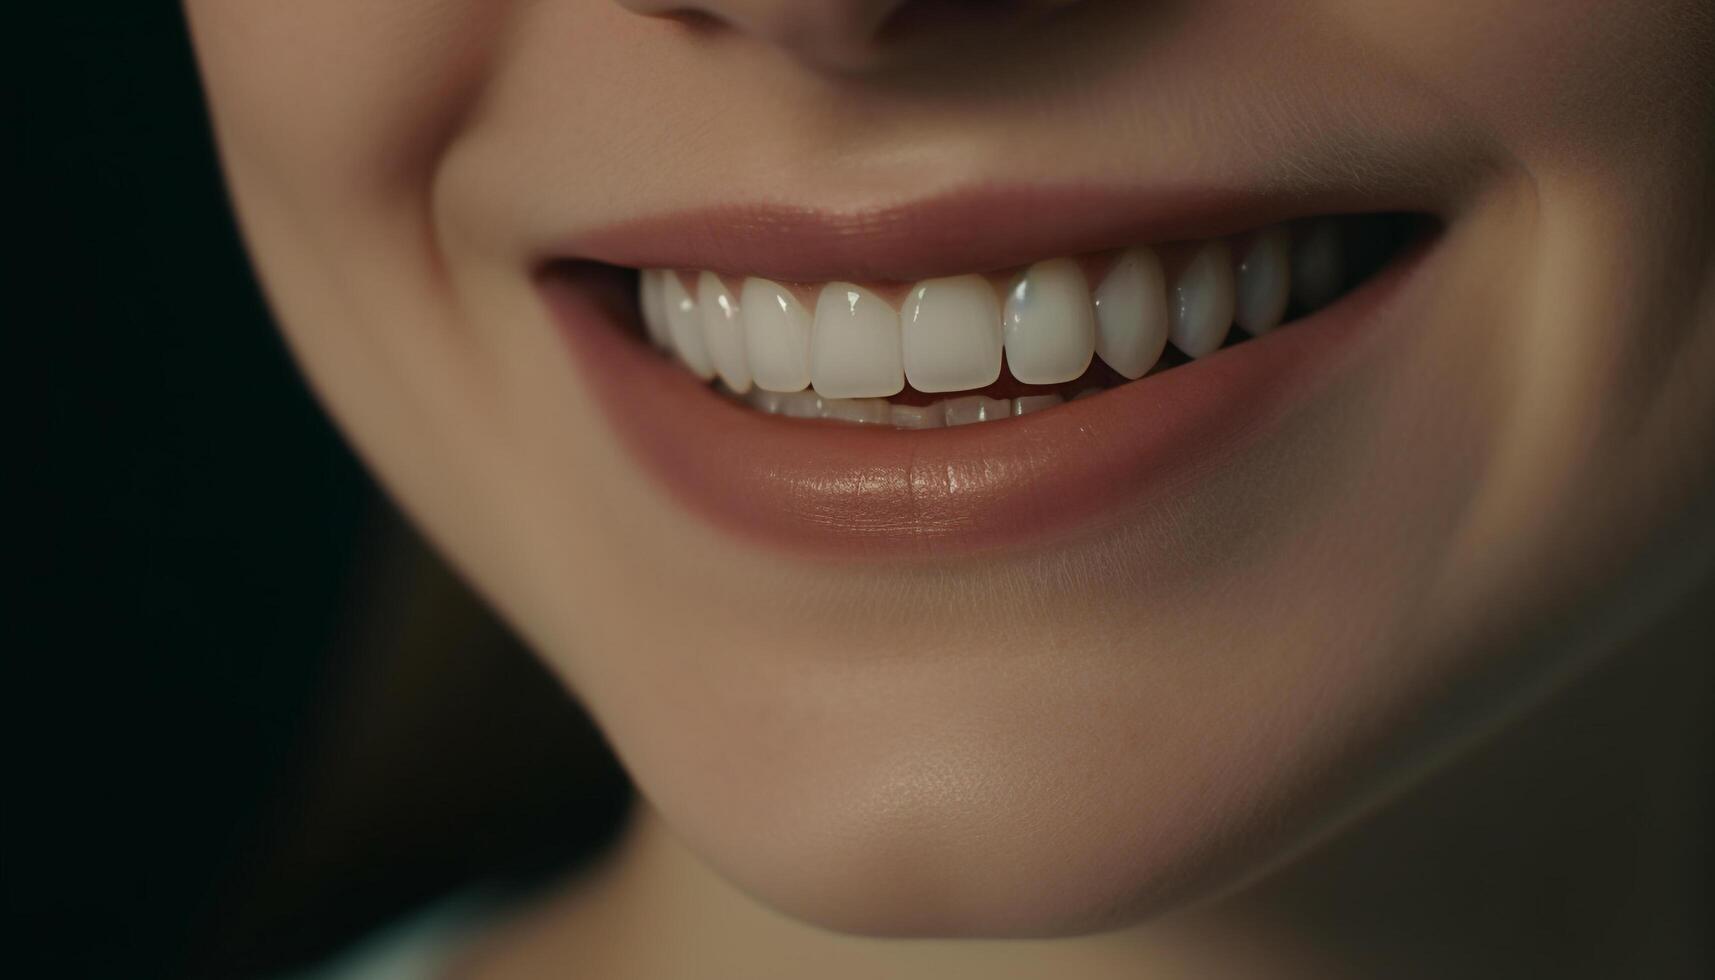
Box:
[698,272,751,393]
[819,397,891,425]
[1169,241,1235,359]
[1235,227,1290,336]
[776,389,823,419]
[941,395,1010,426]
[747,388,784,414]
[663,272,715,379]
[640,269,672,350]
[1093,247,1169,380]
[741,278,813,392]
[811,283,904,399]
[1012,394,1064,416]
[1003,258,1096,385]
[890,403,946,429]
[1070,387,1103,401]
[1292,219,1343,311]
[901,275,1003,393]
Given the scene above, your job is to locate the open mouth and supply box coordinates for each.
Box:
[625,213,1422,427]
[538,191,1437,557]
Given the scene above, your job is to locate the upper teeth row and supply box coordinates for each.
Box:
[639,221,1343,399]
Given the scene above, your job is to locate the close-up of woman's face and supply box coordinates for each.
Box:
[183,0,1714,940]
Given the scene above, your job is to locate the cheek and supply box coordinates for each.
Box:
[1330,0,1713,166]
[185,0,505,204]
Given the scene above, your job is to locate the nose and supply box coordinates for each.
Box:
[614,0,1084,73]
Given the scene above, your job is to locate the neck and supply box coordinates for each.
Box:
[467,591,1712,980]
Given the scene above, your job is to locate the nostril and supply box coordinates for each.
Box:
[647,7,723,31]
[624,2,909,70]
[618,0,1089,73]
[877,0,1078,44]
[877,0,996,41]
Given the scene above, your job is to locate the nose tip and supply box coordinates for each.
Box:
[616,0,1082,73]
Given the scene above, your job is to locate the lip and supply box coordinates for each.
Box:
[540,208,1432,559]
[542,183,1432,284]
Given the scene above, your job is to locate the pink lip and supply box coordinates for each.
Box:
[541,231,1428,559]
[544,183,1423,284]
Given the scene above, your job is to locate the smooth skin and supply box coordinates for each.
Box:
[185,1,1715,976]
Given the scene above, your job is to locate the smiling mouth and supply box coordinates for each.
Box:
[538,189,1438,556]
[629,213,1422,428]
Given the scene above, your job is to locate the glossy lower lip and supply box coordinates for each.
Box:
[541,234,1430,560]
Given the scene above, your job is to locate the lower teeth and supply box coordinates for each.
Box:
[730,386,1100,428]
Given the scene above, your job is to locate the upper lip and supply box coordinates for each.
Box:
[543,182,1437,283]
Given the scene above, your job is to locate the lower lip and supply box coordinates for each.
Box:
[543,244,1428,560]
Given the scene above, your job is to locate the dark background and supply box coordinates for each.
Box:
[15,6,631,977]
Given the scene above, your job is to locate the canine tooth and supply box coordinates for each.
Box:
[901,275,1003,393]
[1293,219,1343,311]
[1003,258,1095,384]
[1093,247,1169,380]
[741,278,813,392]
[942,395,1009,426]
[811,283,904,399]
[1169,241,1235,359]
[1235,227,1290,336]
[1012,394,1064,416]
[890,403,946,429]
[776,389,823,419]
[699,272,751,393]
[820,397,891,424]
[640,269,672,350]
[663,272,715,379]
